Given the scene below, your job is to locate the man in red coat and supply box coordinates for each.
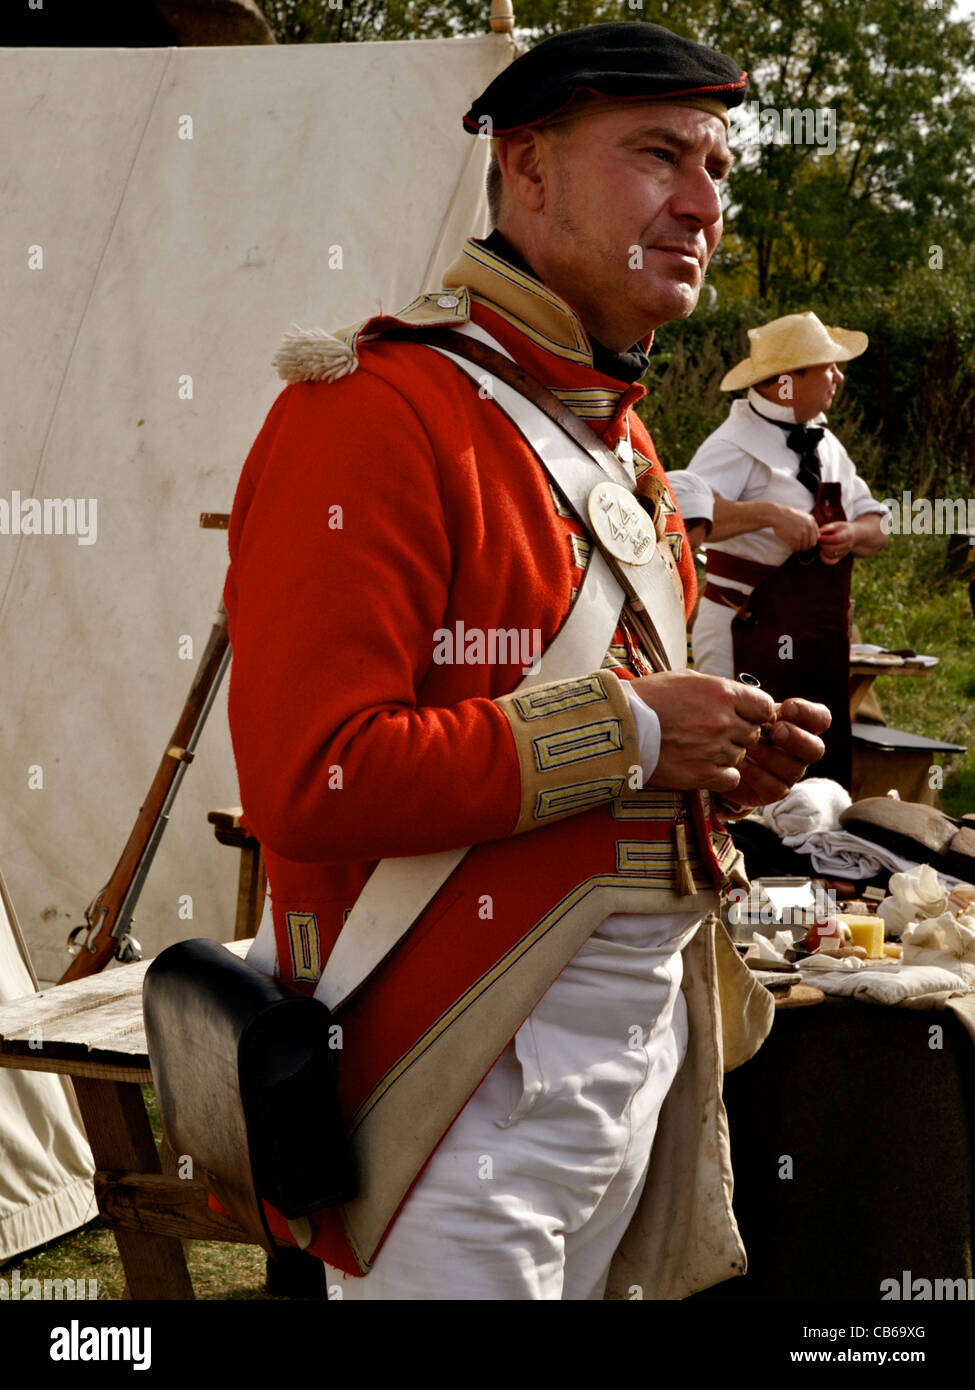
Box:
[225,22,829,1299]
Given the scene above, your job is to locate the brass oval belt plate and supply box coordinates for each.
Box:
[587,481,659,566]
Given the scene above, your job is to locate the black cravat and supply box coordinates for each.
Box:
[749,403,824,496]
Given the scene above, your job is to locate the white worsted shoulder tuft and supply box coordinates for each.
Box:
[273,326,358,384]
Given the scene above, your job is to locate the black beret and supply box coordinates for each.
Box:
[463,22,746,135]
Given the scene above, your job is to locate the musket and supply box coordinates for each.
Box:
[58,602,232,983]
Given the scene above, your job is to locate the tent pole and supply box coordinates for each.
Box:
[489,0,515,33]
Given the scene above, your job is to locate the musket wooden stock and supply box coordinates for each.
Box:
[58,608,231,984]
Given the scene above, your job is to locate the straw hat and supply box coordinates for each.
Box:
[720,312,868,392]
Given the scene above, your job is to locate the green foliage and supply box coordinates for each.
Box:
[256,0,380,41]
[637,313,744,470]
[254,0,713,44]
[850,533,975,817]
[668,0,975,505]
[695,0,975,302]
[640,250,975,502]
[257,0,975,358]
[258,0,975,314]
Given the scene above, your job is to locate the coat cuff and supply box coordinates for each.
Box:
[495,671,641,834]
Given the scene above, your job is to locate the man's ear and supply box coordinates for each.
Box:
[496,131,549,213]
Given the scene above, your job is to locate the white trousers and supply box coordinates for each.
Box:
[690,595,736,678]
[326,908,702,1301]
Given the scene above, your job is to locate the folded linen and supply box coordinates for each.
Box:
[783,830,963,887]
[798,961,970,1004]
[759,778,852,841]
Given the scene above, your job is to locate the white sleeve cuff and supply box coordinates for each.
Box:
[665,468,715,525]
[622,680,662,785]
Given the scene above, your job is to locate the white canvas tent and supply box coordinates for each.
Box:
[0,33,513,987]
[0,872,95,1261]
[0,32,512,1256]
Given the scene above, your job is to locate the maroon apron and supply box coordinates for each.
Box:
[706,485,853,788]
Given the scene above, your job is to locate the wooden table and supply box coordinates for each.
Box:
[0,944,254,1299]
[10,950,972,1303]
[696,993,975,1301]
[849,656,935,720]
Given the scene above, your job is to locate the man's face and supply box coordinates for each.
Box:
[504,101,731,349]
[789,363,844,421]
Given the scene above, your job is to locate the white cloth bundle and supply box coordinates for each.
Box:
[759,778,852,841]
[799,960,970,1004]
[878,864,970,937]
[901,907,975,987]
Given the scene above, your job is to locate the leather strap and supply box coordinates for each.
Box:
[705,548,777,588]
[702,581,748,611]
[409,326,686,674]
[310,323,686,1012]
[312,544,626,1011]
[398,326,637,489]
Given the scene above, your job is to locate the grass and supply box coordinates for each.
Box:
[5,1220,271,1302]
[850,532,975,817]
[3,1085,271,1301]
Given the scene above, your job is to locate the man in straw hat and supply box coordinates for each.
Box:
[688,312,889,787]
[225,23,829,1300]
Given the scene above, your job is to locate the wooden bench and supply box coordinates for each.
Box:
[0,935,825,1299]
[851,720,967,806]
[208,807,266,941]
[0,944,255,1299]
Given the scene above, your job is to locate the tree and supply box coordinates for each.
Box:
[256,0,975,306]
[254,0,710,46]
[693,0,975,301]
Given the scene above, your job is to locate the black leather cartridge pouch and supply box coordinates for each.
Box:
[143,937,357,1255]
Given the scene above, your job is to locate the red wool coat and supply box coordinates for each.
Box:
[223,238,740,1272]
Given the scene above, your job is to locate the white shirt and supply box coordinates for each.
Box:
[687,390,888,677]
[664,469,715,529]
